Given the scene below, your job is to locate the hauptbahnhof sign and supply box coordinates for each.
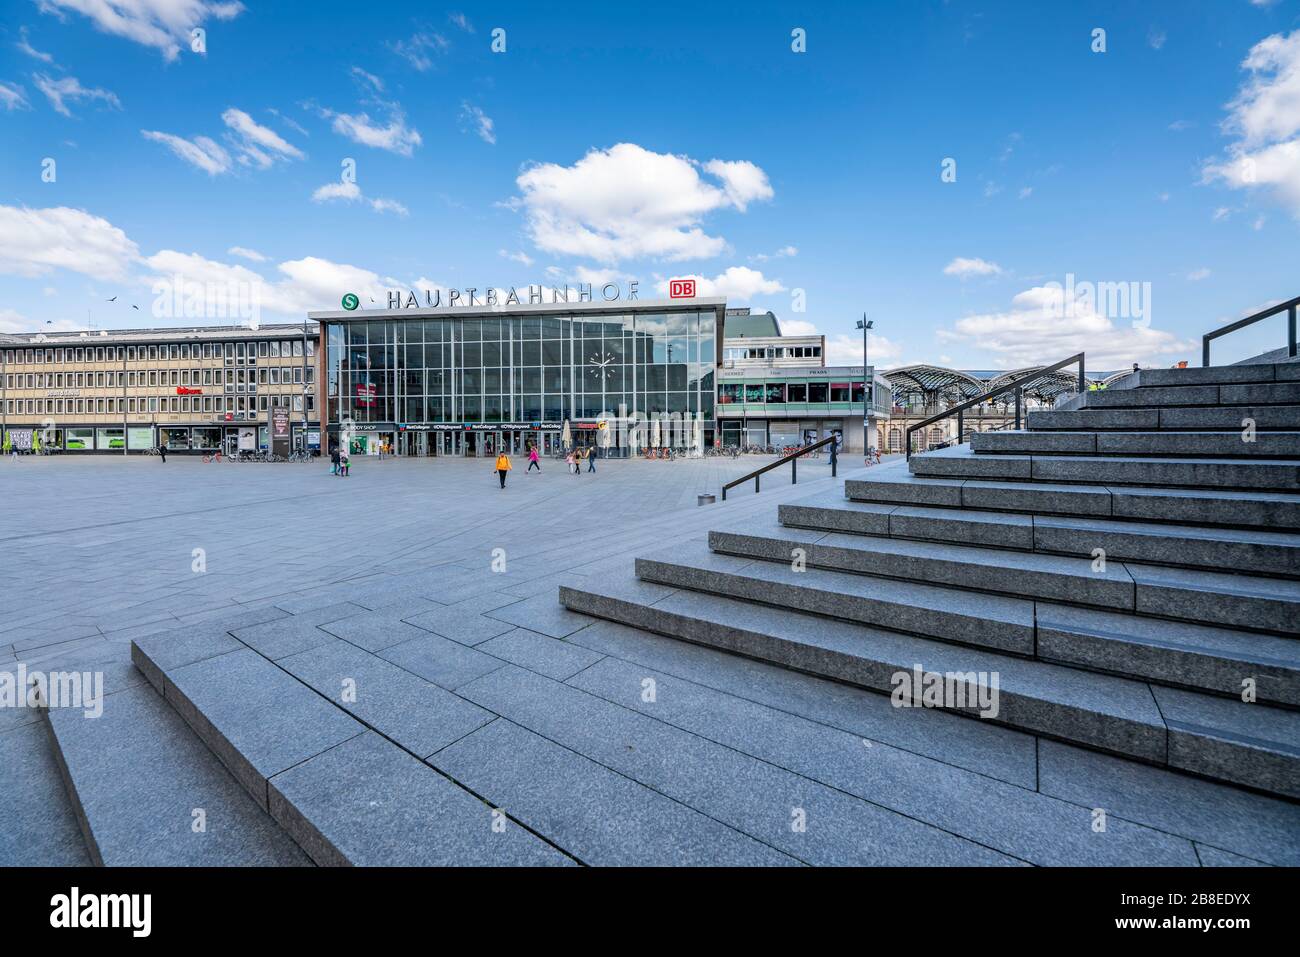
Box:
[340,280,700,312]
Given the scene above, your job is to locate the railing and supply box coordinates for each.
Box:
[1202,296,1299,367]
[721,435,836,500]
[905,353,1086,460]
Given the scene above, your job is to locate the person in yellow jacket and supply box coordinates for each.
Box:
[494,451,512,489]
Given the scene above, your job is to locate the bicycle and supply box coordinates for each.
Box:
[201,450,223,464]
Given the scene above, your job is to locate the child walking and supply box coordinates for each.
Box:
[527,444,541,473]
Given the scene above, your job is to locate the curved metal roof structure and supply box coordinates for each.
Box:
[886,364,986,400]
[886,364,1102,404]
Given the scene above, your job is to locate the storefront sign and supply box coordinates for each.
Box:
[177,387,203,395]
[46,389,81,398]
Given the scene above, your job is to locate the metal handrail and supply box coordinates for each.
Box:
[905,353,1086,460]
[1202,296,1299,366]
[721,435,837,500]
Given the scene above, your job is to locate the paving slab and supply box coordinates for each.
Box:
[433,718,803,866]
[159,647,366,808]
[456,664,1184,865]
[277,636,494,758]
[269,731,573,866]
[477,628,606,681]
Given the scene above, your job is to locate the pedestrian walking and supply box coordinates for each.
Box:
[340,449,350,477]
[330,444,340,475]
[157,444,167,463]
[586,446,596,472]
[527,443,541,472]
[495,450,512,488]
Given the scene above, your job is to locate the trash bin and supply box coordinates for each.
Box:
[697,493,716,506]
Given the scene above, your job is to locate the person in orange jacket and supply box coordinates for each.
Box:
[495,451,512,489]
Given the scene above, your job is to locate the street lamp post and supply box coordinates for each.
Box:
[856,315,873,457]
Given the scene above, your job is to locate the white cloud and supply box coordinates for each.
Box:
[1018,187,1034,199]
[449,12,474,32]
[222,107,305,167]
[1212,205,1232,220]
[500,249,534,267]
[311,180,408,216]
[701,159,774,211]
[1148,27,1167,51]
[321,108,421,156]
[656,266,784,301]
[33,73,120,116]
[750,245,798,262]
[1187,267,1211,280]
[1168,119,1193,131]
[0,82,29,111]
[826,332,902,368]
[141,129,232,175]
[513,143,774,263]
[0,205,139,281]
[36,0,245,61]
[460,102,495,144]
[1203,29,1300,216]
[369,197,409,216]
[228,246,266,262]
[17,27,55,64]
[389,31,449,71]
[937,285,1196,367]
[943,256,1003,278]
[350,66,384,93]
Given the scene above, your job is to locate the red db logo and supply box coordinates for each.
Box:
[669,279,696,299]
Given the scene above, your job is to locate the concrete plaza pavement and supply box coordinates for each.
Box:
[1,452,1295,866]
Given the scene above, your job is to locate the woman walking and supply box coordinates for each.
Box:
[340,448,350,477]
[495,450,513,489]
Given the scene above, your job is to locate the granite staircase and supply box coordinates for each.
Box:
[560,361,1300,801]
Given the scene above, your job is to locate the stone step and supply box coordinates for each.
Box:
[706,520,1300,634]
[630,543,1300,706]
[1035,603,1300,708]
[1027,405,1300,432]
[1065,382,1300,409]
[1118,364,1286,389]
[845,473,1300,530]
[41,680,309,866]
[558,578,1300,798]
[778,493,1300,576]
[130,631,569,865]
[908,445,1300,490]
[969,430,1300,458]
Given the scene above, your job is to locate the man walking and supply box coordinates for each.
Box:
[587,446,596,473]
[495,450,513,489]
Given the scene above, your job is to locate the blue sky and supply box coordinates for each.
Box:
[2,0,1298,370]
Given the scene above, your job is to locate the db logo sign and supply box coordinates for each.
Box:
[669,279,696,299]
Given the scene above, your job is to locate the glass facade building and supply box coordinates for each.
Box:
[314,299,725,456]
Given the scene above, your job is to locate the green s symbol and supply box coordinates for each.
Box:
[341,293,360,310]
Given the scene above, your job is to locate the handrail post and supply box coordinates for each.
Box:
[1290,305,1297,359]
[956,409,963,445]
[755,473,760,494]
[1014,386,1022,430]
[1202,335,1210,368]
[1078,355,1086,392]
[791,457,796,485]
